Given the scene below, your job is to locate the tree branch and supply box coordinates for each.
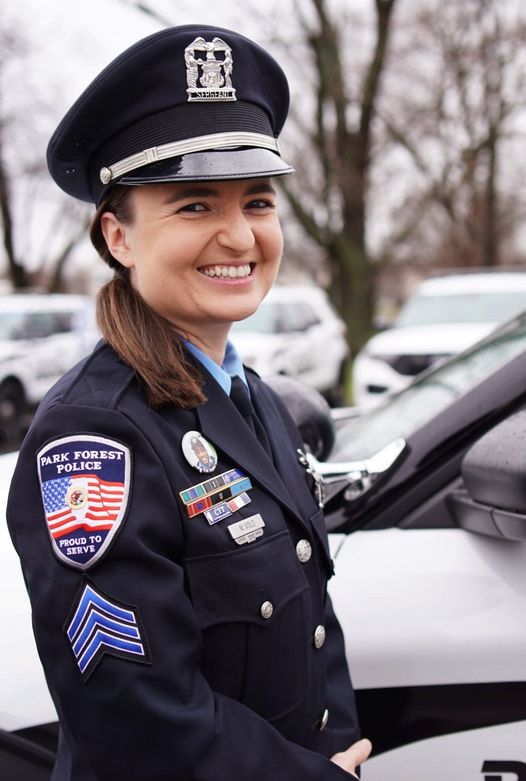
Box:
[359,0,397,152]
[278,178,327,247]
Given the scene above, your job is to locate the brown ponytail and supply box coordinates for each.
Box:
[90,188,206,410]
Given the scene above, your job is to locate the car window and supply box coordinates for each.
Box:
[19,313,60,339]
[396,291,526,327]
[334,312,526,460]
[284,303,320,331]
[0,312,29,340]
[230,302,278,334]
[50,312,75,334]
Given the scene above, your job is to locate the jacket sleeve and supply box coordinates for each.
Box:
[7,402,355,781]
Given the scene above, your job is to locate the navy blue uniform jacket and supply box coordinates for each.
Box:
[7,342,360,780]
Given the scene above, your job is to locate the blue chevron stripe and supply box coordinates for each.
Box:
[72,608,141,657]
[77,629,145,674]
[66,582,149,680]
[68,584,136,640]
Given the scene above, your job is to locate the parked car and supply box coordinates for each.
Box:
[0,294,98,438]
[353,271,526,409]
[2,309,526,778]
[230,284,349,405]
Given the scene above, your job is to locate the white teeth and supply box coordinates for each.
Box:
[201,264,252,278]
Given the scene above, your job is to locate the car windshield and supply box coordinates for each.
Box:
[396,291,526,327]
[333,311,526,461]
[231,303,278,334]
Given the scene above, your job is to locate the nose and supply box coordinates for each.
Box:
[216,208,255,254]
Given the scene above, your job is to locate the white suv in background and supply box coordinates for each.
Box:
[0,294,98,437]
[230,284,349,405]
[353,272,526,409]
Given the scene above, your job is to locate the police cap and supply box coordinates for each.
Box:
[47,25,294,205]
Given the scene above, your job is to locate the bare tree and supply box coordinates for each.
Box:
[0,22,29,288]
[376,0,526,271]
[0,12,93,292]
[278,0,398,354]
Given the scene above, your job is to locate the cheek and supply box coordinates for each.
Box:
[261,220,284,263]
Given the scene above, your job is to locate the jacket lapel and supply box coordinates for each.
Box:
[248,374,334,572]
[195,370,308,529]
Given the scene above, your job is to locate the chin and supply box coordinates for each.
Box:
[230,293,266,320]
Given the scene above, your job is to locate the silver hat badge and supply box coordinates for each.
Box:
[185,37,236,102]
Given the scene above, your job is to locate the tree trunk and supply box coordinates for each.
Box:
[329,235,373,355]
[481,132,498,267]
[0,139,27,288]
[47,216,92,293]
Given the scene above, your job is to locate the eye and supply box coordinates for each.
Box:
[246,198,275,210]
[177,202,208,213]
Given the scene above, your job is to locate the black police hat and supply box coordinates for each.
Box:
[47,25,294,205]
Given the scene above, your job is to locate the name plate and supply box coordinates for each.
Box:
[227,514,265,545]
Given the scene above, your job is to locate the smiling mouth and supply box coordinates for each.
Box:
[199,263,254,279]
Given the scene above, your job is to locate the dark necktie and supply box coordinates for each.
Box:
[229,376,273,457]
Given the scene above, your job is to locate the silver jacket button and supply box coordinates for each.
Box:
[260,601,274,619]
[319,708,329,731]
[296,539,312,563]
[313,624,326,649]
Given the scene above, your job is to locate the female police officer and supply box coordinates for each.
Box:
[7,25,371,780]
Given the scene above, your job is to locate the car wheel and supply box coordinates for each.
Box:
[0,380,26,441]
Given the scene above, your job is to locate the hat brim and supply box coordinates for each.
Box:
[115,147,294,189]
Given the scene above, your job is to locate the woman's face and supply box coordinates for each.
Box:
[101,178,283,344]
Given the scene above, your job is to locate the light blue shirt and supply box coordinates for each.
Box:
[183,339,248,395]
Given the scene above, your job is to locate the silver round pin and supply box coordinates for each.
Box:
[181,431,218,474]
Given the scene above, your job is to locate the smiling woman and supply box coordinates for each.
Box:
[6,24,370,781]
[99,179,283,368]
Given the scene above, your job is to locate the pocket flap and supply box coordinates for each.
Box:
[184,531,308,628]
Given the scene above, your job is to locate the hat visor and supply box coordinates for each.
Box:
[116,147,294,187]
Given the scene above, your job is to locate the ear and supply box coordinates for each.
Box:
[100,212,134,268]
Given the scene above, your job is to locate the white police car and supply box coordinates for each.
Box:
[2,310,526,779]
[0,294,98,440]
[353,272,526,410]
[230,284,349,405]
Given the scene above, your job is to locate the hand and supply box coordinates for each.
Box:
[331,738,372,776]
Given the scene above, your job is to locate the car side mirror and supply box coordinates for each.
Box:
[449,410,526,541]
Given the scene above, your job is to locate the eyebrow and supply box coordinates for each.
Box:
[163,182,276,204]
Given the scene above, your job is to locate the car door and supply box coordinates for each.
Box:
[329,525,526,780]
[322,315,526,780]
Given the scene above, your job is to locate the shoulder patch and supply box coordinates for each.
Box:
[65,579,151,681]
[37,435,131,570]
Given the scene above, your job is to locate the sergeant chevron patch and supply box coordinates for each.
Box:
[65,580,151,681]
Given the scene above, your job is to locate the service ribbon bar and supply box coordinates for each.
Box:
[179,468,245,505]
[185,477,252,518]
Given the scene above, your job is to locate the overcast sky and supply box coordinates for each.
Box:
[3,0,275,112]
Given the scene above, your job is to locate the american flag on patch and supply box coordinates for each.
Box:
[42,474,126,539]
